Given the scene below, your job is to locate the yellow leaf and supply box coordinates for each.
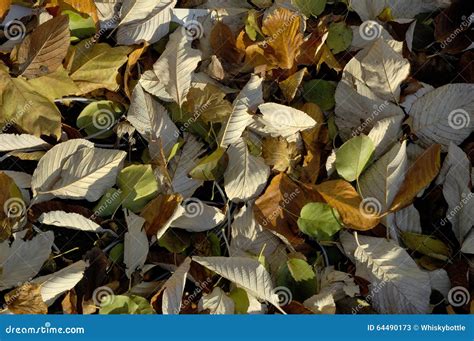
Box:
[401,232,451,261]
[279,67,307,102]
[47,0,98,23]
[390,144,441,211]
[0,0,11,20]
[5,283,48,314]
[262,7,304,69]
[316,180,380,231]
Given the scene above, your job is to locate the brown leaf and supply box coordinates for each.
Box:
[254,173,323,248]
[261,8,304,69]
[5,283,48,314]
[262,137,299,173]
[390,144,441,212]
[141,194,183,237]
[278,67,307,102]
[0,172,24,241]
[300,103,326,183]
[316,180,380,231]
[281,301,314,314]
[15,15,70,79]
[210,21,243,65]
[124,43,149,99]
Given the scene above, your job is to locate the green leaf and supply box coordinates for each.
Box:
[327,22,353,54]
[335,135,374,182]
[298,202,342,240]
[158,229,191,253]
[69,41,131,94]
[208,232,222,256]
[189,147,227,181]
[303,79,337,111]
[99,295,155,314]
[229,288,250,314]
[245,10,264,41]
[76,100,123,138]
[63,10,95,41]
[292,0,326,17]
[109,243,124,264]
[276,258,317,302]
[93,188,123,218]
[401,232,451,261]
[117,164,159,212]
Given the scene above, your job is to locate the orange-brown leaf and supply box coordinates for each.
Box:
[390,144,441,211]
[254,173,323,248]
[0,0,11,20]
[316,180,380,231]
[141,193,183,237]
[261,8,304,69]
